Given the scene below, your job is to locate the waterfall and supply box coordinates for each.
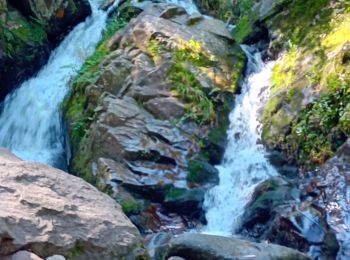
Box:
[0,0,117,168]
[203,45,278,235]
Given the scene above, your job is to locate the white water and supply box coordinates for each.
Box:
[203,45,278,235]
[0,0,115,168]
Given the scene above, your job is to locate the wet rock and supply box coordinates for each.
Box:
[163,187,205,218]
[241,177,299,228]
[66,2,244,233]
[241,176,339,259]
[155,233,310,260]
[0,149,140,259]
[298,140,350,258]
[187,159,219,186]
[144,97,185,120]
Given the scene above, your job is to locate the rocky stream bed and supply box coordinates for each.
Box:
[0,0,349,259]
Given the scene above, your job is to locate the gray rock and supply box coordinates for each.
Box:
[0,149,140,259]
[144,97,185,120]
[157,233,310,260]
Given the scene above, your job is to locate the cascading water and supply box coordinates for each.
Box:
[0,0,117,168]
[203,45,278,235]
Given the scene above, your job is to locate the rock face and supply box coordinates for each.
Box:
[297,140,350,258]
[0,0,91,101]
[0,149,140,259]
[153,233,310,260]
[7,0,91,41]
[240,176,339,259]
[65,2,244,232]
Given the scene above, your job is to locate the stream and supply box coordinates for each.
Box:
[0,0,348,259]
[203,45,278,235]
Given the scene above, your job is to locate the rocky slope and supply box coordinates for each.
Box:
[0,148,140,259]
[0,0,91,101]
[64,1,245,232]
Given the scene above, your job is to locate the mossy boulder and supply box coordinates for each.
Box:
[163,187,205,218]
[187,159,219,186]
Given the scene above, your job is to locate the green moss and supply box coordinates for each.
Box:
[1,10,47,58]
[234,15,254,43]
[271,47,298,92]
[165,187,187,200]
[64,16,127,147]
[187,159,218,184]
[260,1,350,167]
[291,83,350,164]
[66,242,84,259]
[169,63,215,124]
[340,104,350,136]
[120,198,141,215]
[231,46,246,92]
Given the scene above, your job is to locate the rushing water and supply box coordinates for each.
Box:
[203,45,278,235]
[0,0,115,168]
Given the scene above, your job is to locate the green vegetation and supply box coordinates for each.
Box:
[187,159,218,184]
[65,17,127,148]
[166,39,217,124]
[147,38,219,124]
[64,16,128,183]
[259,0,350,166]
[67,242,84,259]
[119,197,141,215]
[234,15,254,44]
[165,187,187,200]
[0,11,47,58]
[290,83,350,164]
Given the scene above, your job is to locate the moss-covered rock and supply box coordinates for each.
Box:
[0,0,91,101]
[246,0,350,166]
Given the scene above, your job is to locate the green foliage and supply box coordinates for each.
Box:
[291,83,350,164]
[165,187,186,200]
[169,63,215,124]
[165,39,217,124]
[234,15,254,43]
[103,17,128,39]
[67,242,84,259]
[65,16,128,147]
[120,198,141,215]
[1,13,47,58]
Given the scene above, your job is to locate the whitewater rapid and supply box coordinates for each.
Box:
[203,45,278,235]
[0,0,115,168]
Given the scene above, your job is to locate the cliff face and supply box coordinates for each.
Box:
[0,0,91,101]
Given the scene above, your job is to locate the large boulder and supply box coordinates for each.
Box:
[0,149,140,259]
[65,2,245,231]
[240,177,339,259]
[153,233,310,259]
